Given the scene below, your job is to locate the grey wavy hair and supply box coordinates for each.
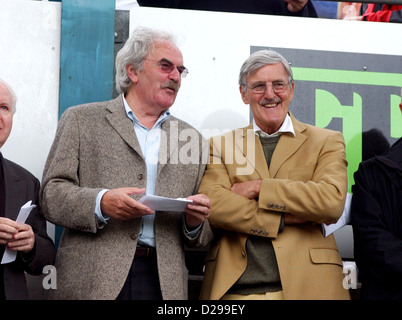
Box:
[239,49,294,91]
[115,26,177,94]
[0,78,17,114]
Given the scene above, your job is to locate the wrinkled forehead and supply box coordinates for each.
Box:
[149,40,183,64]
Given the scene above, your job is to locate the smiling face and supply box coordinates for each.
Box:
[0,82,13,148]
[127,40,184,117]
[240,62,294,134]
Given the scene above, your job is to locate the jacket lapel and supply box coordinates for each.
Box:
[105,95,144,158]
[2,157,25,220]
[236,113,307,179]
[235,124,270,179]
[269,113,307,178]
[157,116,178,176]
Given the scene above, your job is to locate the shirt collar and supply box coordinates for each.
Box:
[122,94,170,128]
[253,113,296,138]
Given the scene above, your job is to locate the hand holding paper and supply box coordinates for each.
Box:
[1,201,36,264]
[138,194,193,212]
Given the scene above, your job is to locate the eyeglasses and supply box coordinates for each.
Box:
[247,81,289,94]
[145,58,189,78]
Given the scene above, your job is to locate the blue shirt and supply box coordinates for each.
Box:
[95,96,169,247]
[95,97,201,246]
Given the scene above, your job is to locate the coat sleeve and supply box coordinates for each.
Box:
[259,131,348,225]
[18,176,56,275]
[198,135,282,238]
[183,134,213,248]
[39,107,102,233]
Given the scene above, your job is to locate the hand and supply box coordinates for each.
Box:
[284,0,309,13]
[101,187,154,221]
[231,180,262,200]
[0,217,35,253]
[184,194,211,229]
[0,217,19,245]
[283,213,311,225]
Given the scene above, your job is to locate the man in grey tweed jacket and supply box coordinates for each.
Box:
[39,27,212,300]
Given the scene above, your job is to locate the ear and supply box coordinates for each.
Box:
[126,64,139,84]
[239,85,249,105]
[288,81,295,102]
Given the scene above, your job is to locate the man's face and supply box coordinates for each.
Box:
[240,62,294,134]
[130,40,184,115]
[0,83,13,148]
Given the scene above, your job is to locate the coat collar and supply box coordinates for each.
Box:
[236,112,307,178]
[105,95,179,171]
[106,95,143,158]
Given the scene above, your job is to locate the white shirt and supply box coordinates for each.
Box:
[253,113,296,138]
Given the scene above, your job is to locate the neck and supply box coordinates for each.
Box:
[124,92,162,130]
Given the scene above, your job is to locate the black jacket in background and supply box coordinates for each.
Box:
[351,138,402,300]
[137,0,318,17]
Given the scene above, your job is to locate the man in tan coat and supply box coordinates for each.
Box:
[199,49,350,300]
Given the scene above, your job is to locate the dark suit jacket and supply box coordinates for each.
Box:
[351,138,402,299]
[0,153,56,299]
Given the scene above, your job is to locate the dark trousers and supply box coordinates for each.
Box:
[116,253,163,300]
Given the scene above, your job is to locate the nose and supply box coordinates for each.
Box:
[168,67,181,82]
[263,84,276,99]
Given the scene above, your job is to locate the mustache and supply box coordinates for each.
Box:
[162,80,179,93]
[260,98,281,105]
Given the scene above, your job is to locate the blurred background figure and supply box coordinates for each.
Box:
[338,2,402,22]
[137,0,319,18]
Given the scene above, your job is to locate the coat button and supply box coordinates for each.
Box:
[130,234,138,240]
[137,174,144,180]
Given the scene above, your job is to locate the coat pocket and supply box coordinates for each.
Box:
[309,248,343,267]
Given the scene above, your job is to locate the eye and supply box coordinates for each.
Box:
[159,62,174,73]
[252,84,265,92]
[177,67,185,74]
[273,82,286,90]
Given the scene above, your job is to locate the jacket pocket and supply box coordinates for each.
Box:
[309,248,343,267]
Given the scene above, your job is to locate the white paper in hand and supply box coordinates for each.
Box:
[139,194,193,212]
[1,201,36,264]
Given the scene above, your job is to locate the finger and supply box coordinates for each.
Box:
[123,196,154,214]
[125,187,146,196]
[186,194,211,208]
[0,224,19,237]
[185,209,209,227]
[0,217,20,230]
[7,240,34,253]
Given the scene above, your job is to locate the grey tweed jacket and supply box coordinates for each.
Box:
[39,95,212,300]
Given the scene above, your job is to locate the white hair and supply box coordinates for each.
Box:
[115,26,177,94]
[0,78,17,114]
